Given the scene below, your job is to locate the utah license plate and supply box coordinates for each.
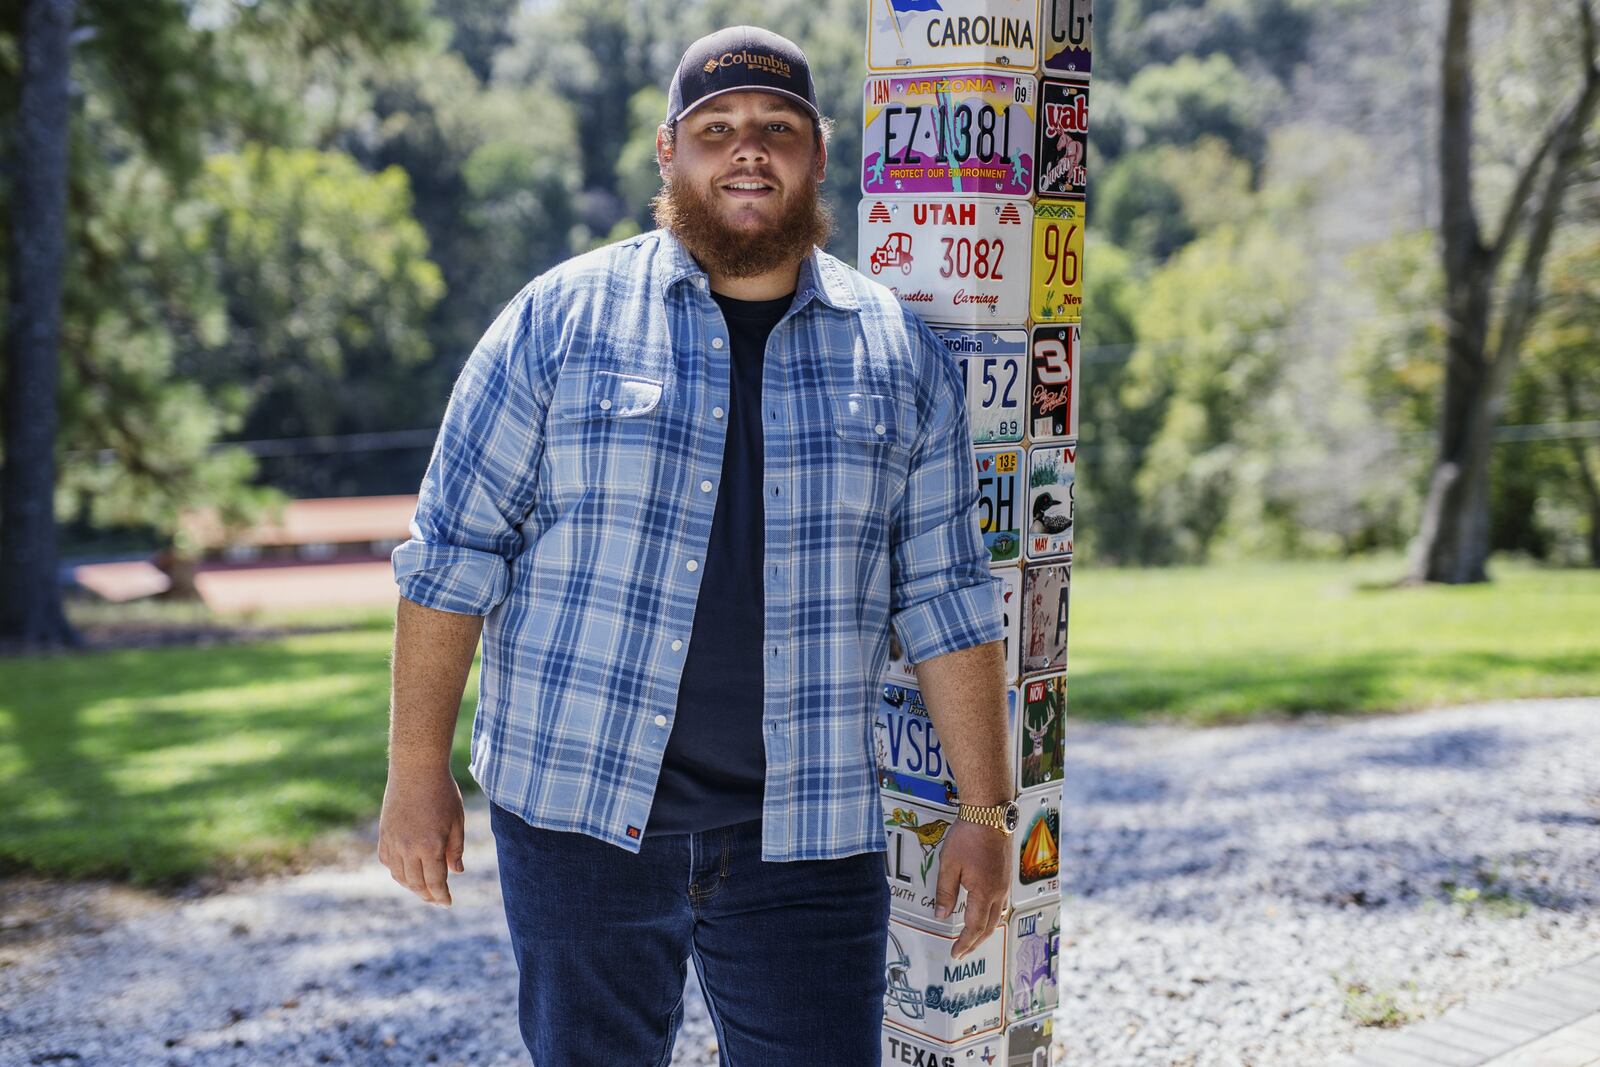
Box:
[858,197,1033,327]
[864,72,1037,198]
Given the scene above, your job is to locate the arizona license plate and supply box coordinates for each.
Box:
[976,446,1023,563]
[867,0,1041,72]
[1035,79,1089,200]
[858,197,1032,326]
[996,563,1021,685]
[876,682,1019,807]
[1006,1010,1056,1065]
[883,793,967,928]
[882,1025,1002,1066]
[1020,560,1070,675]
[1024,442,1074,559]
[1041,0,1093,77]
[1030,201,1084,323]
[884,916,1008,1044]
[940,328,1027,445]
[864,72,1037,198]
[1019,673,1065,792]
[1013,788,1061,907]
[1029,324,1079,441]
[1006,899,1061,1022]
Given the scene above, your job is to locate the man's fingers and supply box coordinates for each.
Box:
[953,895,1005,958]
[933,855,963,919]
[419,853,453,907]
[446,820,465,874]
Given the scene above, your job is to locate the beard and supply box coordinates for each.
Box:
[652,168,834,279]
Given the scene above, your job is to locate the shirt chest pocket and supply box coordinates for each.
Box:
[830,391,908,516]
[552,370,664,489]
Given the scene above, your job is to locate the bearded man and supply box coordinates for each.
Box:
[381,25,1016,1066]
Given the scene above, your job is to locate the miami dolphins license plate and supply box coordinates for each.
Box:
[883,916,1008,1045]
[858,197,1033,327]
[863,71,1037,198]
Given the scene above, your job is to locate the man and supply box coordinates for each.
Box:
[380,25,1016,1066]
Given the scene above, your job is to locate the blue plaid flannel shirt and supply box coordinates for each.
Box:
[392,229,1004,861]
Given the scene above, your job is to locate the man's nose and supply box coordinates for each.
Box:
[731,128,771,163]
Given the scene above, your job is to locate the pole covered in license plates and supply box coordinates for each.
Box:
[862,1,1090,1062]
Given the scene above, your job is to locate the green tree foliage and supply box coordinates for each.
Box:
[1096,136,1254,260]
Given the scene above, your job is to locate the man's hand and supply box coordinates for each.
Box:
[377,765,466,907]
[932,818,1010,959]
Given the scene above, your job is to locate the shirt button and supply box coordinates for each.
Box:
[599,398,612,410]
[875,423,886,435]
[654,714,668,727]
[671,639,683,651]
[686,559,699,572]
[700,479,713,492]
[713,406,725,419]
[697,277,707,288]
[712,337,725,350]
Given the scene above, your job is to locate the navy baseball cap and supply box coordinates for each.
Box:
[666,26,819,126]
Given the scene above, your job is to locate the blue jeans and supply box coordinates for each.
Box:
[488,799,890,1066]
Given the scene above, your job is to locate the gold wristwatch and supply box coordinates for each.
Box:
[956,798,1020,835]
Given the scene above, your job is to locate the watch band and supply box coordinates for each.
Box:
[956,799,1019,835]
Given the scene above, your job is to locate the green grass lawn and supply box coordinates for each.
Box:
[0,557,1595,886]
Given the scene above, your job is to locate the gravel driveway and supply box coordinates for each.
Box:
[1,697,1594,1066]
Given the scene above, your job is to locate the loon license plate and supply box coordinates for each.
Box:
[1013,787,1061,907]
[1024,442,1074,559]
[876,682,1019,808]
[1030,201,1084,324]
[996,563,1021,685]
[1034,79,1089,200]
[883,793,967,929]
[1020,671,1065,797]
[940,328,1026,445]
[1006,1013,1056,1065]
[1029,324,1079,442]
[976,446,1023,563]
[882,1026,1002,1067]
[867,0,1040,72]
[884,916,1008,1045]
[863,72,1036,198]
[1020,560,1070,676]
[1041,0,1093,77]
[1006,899,1061,1022]
[858,197,1032,327]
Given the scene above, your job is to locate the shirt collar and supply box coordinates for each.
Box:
[654,228,860,314]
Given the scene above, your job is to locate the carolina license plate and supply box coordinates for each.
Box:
[941,328,1027,445]
[1029,324,1079,441]
[1019,673,1065,792]
[876,682,1019,807]
[884,916,1008,1044]
[867,0,1041,72]
[1030,201,1084,323]
[1020,560,1070,675]
[1024,442,1074,559]
[976,446,1023,563]
[1041,0,1093,77]
[883,794,967,928]
[1013,788,1061,907]
[996,563,1021,685]
[1035,79,1089,199]
[858,197,1032,326]
[882,1025,1002,1066]
[1006,899,1061,1022]
[864,72,1037,198]
[1006,1013,1055,1065]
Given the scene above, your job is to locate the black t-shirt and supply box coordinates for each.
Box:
[645,288,794,837]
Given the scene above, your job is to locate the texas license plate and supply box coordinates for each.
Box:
[1019,672,1065,792]
[1041,0,1093,77]
[1035,79,1089,199]
[884,916,1008,1044]
[996,563,1021,685]
[882,1025,1002,1066]
[976,446,1023,563]
[1020,560,1070,675]
[867,0,1041,72]
[1006,898,1061,1022]
[883,793,967,929]
[1013,787,1061,907]
[876,682,1019,807]
[941,328,1027,445]
[1030,201,1084,323]
[858,197,1033,326]
[1029,324,1079,441]
[864,72,1037,198]
[1024,442,1074,559]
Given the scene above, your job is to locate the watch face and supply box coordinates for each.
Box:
[1003,802,1019,833]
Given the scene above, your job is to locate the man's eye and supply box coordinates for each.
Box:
[768,123,793,132]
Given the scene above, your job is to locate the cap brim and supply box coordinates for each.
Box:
[671,85,820,125]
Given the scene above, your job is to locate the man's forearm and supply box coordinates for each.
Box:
[389,595,484,774]
[911,639,1012,805]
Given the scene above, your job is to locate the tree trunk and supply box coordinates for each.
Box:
[0,0,80,648]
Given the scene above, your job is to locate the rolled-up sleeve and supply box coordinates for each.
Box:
[392,280,548,616]
[888,313,1006,664]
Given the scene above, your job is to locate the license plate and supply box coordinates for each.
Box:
[1024,442,1074,559]
[883,794,967,928]
[1034,79,1089,200]
[884,916,1009,1044]
[1029,324,1079,441]
[1020,561,1070,675]
[1006,899,1061,1022]
[884,630,917,685]
[1006,1014,1055,1065]
[882,1026,1002,1066]
[996,564,1021,685]
[864,73,1037,198]
[1013,788,1061,907]
[976,446,1023,563]
[876,682,1019,807]
[1041,0,1093,77]
[867,0,1041,72]
[1019,673,1065,792]
[1030,201,1084,324]
[941,328,1027,445]
[859,197,1033,326]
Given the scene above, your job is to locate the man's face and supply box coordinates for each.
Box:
[653,90,833,278]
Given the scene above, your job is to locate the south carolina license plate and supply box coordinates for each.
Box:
[941,328,1027,445]
[1030,201,1084,323]
[858,197,1033,326]
[867,0,1041,72]
[976,446,1023,563]
[1024,442,1074,559]
[884,916,1008,1044]
[1041,0,1092,77]
[863,72,1037,198]
[1007,899,1061,1022]
[884,793,967,928]
[1029,324,1079,442]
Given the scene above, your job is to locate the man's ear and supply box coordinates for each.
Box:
[814,128,828,183]
[656,124,673,178]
